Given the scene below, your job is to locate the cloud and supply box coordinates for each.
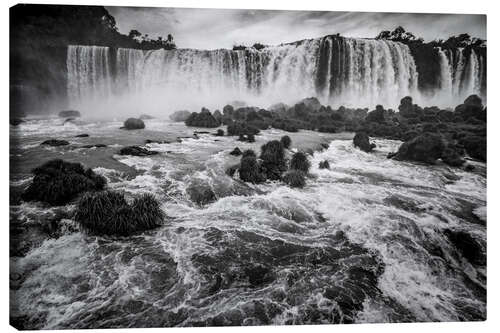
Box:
[106,6,486,50]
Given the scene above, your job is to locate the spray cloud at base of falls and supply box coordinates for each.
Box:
[65,35,486,116]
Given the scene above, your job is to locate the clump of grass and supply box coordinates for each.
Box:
[280,135,291,149]
[319,160,330,169]
[260,140,286,180]
[74,191,164,236]
[239,155,266,184]
[22,159,106,206]
[282,170,306,188]
[290,151,311,173]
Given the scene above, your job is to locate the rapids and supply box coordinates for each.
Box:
[9,117,486,329]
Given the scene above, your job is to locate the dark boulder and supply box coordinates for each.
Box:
[21,159,106,206]
[10,118,24,126]
[170,110,191,122]
[119,146,159,156]
[185,108,221,128]
[389,133,445,164]
[58,110,81,118]
[41,139,69,147]
[122,118,145,130]
[353,132,375,152]
[80,144,107,149]
[229,147,242,156]
[215,129,224,136]
[75,133,89,137]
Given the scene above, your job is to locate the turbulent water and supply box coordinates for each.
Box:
[66,36,484,115]
[10,117,486,329]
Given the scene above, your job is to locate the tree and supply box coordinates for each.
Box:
[128,29,141,39]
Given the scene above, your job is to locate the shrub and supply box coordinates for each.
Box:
[74,191,164,236]
[260,140,287,180]
[290,152,311,173]
[123,118,145,130]
[185,108,221,128]
[461,136,486,161]
[247,133,256,143]
[21,159,106,206]
[186,181,217,206]
[280,135,291,149]
[227,121,260,136]
[58,110,81,118]
[242,149,257,158]
[239,155,266,184]
[215,129,225,136]
[319,160,330,169]
[282,170,306,188]
[353,132,375,152]
[169,110,191,122]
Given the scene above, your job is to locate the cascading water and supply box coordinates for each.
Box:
[66,36,422,114]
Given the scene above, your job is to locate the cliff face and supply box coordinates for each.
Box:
[10,4,138,115]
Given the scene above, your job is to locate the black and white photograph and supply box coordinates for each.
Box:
[8,2,487,330]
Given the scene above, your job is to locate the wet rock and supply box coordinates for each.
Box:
[10,118,24,126]
[145,139,170,144]
[119,146,159,156]
[215,129,224,136]
[170,110,191,122]
[389,133,445,164]
[353,132,375,152]
[444,229,485,266]
[40,139,69,146]
[229,147,242,156]
[58,110,81,118]
[187,181,217,206]
[245,264,274,286]
[21,159,106,206]
[75,133,89,137]
[80,144,107,149]
[122,117,145,130]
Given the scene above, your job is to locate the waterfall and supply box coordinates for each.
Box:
[66,37,484,114]
[66,45,112,104]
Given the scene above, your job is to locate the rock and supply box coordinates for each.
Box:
[119,146,159,156]
[441,147,465,167]
[40,139,69,146]
[145,139,170,144]
[122,118,145,130]
[80,144,107,149]
[215,129,224,136]
[186,181,217,205]
[444,229,485,266]
[139,114,154,120]
[58,110,81,118]
[185,108,221,128]
[10,118,24,126]
[75,133,89,137]
[389,133,445,164]
[353,132,375,152]
[230,147,242,156]
[21,159,106,206]
[244,264,273,286]
[319,160,330,169]
[170,110,191,122]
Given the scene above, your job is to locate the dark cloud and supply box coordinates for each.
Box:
[106,6,486,49]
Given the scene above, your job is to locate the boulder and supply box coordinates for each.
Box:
[119,146,159,156]
[122,118,145,130]
[75,133,89,137]
[215,129,225,136]
[80,144,107,149]
[229,147,243,156]
[444,229,485,266]
[170,110,191,122]
[58,110,81,118]
[353,132,375,152]
[389,133,445,164]
[319,160,330,169]
[186,181,217,206]
[41,139,69,146]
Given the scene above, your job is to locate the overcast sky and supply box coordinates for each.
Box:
[106,6,486,50]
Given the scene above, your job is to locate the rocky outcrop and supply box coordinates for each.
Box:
[122,118,145,130]
[119,146,159,156]
[170,110,191,122]
[353,132,376,152]
[185,108,221,128]
[389,133,445,164]
[41,139,69,146]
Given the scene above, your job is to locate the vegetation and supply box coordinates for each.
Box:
[215,129,225,136]
[319,160,330,169]
[280,135,291,149]
[282,170,306,188]
[290,152,311,173]
[239,155,266,184]
[22,159,106,206]
[185,108,221,128]
[74,191,164,236]
[260,140,287,180]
